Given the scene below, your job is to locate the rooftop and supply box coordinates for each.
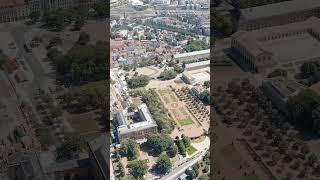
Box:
[0,0,24,8]
[240,0,320,21]
[174,49,210,59]
[116,103,157,135]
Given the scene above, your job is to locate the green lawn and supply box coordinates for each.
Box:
[178,117,194,126]
[186,145,197,156]
[243,175,259,180]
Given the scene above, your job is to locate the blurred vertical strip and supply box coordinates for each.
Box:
[210,0,215,179]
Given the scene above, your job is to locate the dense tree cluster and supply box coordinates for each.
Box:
[287,89,320,134]
[185,40,209,52]
[145,133,176,157]
[300,61,320,78]
[154,152,172,174]
[199,90,210,105]
[268,69,288,78]
[127,75,150,88]
[159,69,177,80]
[119,139,140,160]
[127,160,148,179]
[130,89,175,133]
[47,40,107,85]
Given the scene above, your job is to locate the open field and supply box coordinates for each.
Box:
[220,144,245,169]
[243,175,259,180]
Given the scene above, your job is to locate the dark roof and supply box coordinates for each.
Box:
[241,0,320,20]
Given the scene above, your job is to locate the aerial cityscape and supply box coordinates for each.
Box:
[213,0,320,180]
[0,0,319,180]
[110,0,210,179]
[0,0,108,180]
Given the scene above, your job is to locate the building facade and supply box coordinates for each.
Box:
[238,0,320,31]
[0,0,102,23]
[231,17,320,72]
[115,104,158,142]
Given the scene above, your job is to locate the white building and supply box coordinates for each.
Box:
[174,49,210,63]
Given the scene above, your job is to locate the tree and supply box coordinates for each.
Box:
[73,17,85,31]
[118,162,125,177]
[308,153,318,166]
[93,1,108,17]
[301,61,319,78]
[268,69,287,78]
[203,81,210,88]
[127,75,150,88]
[159,70,177,80]
[57,132,85,160]
[185,168,196,179]
[155,152,172,174]
[146,133,173,155]
[77,32,90,45]
[199,90,210,105]
[119,139,140,160]
[181,134,191,147]
[227,79,241,98]
[173,64,184,73]
[287,89,320,132]
[167,143,178,158]
[127,160,148,179]
[176,140,186,156]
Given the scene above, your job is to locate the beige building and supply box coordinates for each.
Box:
[115,104,158,142]
[239,0,320,31]
[232,17,320,72]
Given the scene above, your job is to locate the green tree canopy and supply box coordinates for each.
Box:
[268,68,288,78]
[127,75,150,88]
[146,133,174,154]
[159,70,177,80]
[119,139,140,160]
[127,160,148,179]
[155,152,172,174]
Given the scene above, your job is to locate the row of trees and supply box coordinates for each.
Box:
[130,89,175,133]
[175,134,191,157]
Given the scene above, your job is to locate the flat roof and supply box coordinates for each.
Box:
[185,60,210,68]
[241,0,320,21]
[174,49,210,59]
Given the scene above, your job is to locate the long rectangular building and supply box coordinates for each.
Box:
[174,49,210,62]
[239,0,320,31]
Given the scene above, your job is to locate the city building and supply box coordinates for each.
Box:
[239,0,320,31]
[184,60,210,71]
[231,17,320,72]
[115,103,158,142]
[261,77,305,114]
[173,49,210,63]
[0,0,101,23]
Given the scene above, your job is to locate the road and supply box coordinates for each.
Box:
[160,151,206,180]
[11,26,47,93]
[9,24,62,147]
[160,137,210,180]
